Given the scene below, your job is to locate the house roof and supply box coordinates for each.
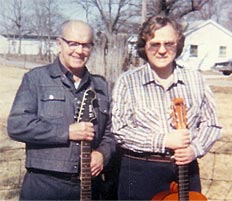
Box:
[184,19,232,38]
[1,34,57,40]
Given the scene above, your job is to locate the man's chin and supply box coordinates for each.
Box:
[70,61,85,69]
[70,65,84,70]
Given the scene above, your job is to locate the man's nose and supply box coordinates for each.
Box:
[74,45,84,53]
[158,44,167,53]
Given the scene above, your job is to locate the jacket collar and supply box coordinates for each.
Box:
[47,57,89,81]
[47,57,105,94]
[46,57,65,78]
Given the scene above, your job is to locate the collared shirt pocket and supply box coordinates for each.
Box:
[134,107,160,131]
[39,87,65,119]
[186,104,201,129]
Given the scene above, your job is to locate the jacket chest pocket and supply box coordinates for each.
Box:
[94,98,109,136]
[98,99,109,117]
[39,87,65,119]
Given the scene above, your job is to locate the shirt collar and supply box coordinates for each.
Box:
[142,62,186,86]
[142,63,156,85]
[173,64,186,85]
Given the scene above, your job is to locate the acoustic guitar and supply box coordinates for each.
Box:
[75,88,96,201]
[152,98,207,201]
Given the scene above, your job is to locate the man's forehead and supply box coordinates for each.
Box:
[63,23,93,41]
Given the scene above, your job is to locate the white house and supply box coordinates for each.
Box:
[177,19,232,71]
[1,19,232,71]
[0,34,57,56]
[0,35,8,55]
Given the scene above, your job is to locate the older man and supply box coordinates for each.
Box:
[7,20,115,200]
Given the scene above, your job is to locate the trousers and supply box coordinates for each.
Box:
[118,156,201,200]
[19,169,100,200]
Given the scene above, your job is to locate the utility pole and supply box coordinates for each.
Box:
[141,0,147,23]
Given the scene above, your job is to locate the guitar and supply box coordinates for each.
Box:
[152,98,207,201]
[75,88,96,201]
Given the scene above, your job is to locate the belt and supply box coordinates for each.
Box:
[28,168,80,182]
[122,149,174,163]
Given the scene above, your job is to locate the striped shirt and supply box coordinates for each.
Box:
[111,63,221,158]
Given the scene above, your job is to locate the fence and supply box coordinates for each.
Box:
[1,142,232,200]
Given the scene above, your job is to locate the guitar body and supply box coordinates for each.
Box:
[152,98,207,201]
[152,191,207,200]
[152,181,207,200]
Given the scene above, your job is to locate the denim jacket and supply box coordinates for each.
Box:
[7,58,115,173]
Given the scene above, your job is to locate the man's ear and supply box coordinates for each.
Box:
[56,38,62,53]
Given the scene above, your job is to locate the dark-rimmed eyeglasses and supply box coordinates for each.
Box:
[146,42,177,52]
[60,37,94,52]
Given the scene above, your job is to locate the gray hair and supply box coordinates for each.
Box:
[58,20,94,39]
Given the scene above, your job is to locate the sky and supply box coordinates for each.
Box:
[58,0,88,21]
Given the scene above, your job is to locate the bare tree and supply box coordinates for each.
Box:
[227,11,232,26]
[0,0,29,55]
[72,0,93,23]
[225,5,232,31]
[179,0,220,22]
[29,0,66,61]
[141,0,147,23]
[28,1,49,59]
[71,0,226,85]
[195,0,219,21]
[179,0,232,31]
[72,0,140,84]
[145,0,210,19]
[71,0,141,41]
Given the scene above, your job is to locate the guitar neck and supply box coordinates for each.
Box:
[76,88,96,201]
[172,98,190,201]
[80,140,92,201]
[178,164,189,201]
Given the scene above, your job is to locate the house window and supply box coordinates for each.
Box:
[190,45,198,57]
[219,46,226,57]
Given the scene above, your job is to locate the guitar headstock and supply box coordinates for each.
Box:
[172,98,187,129]
[77,88,96,123]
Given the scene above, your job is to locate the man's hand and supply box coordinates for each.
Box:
[90,151,104,177]
[164,129,190,150]
[69,122,94,141]
[174,146,196,165]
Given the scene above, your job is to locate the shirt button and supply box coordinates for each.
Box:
[49,95,54,100]
[76,143,79,146]
[74,165,78,169]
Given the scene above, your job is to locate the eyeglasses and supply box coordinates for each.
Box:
[146,42,177,52]
[60,37,94,52]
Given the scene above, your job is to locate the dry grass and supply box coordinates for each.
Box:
[0,66,28,125]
